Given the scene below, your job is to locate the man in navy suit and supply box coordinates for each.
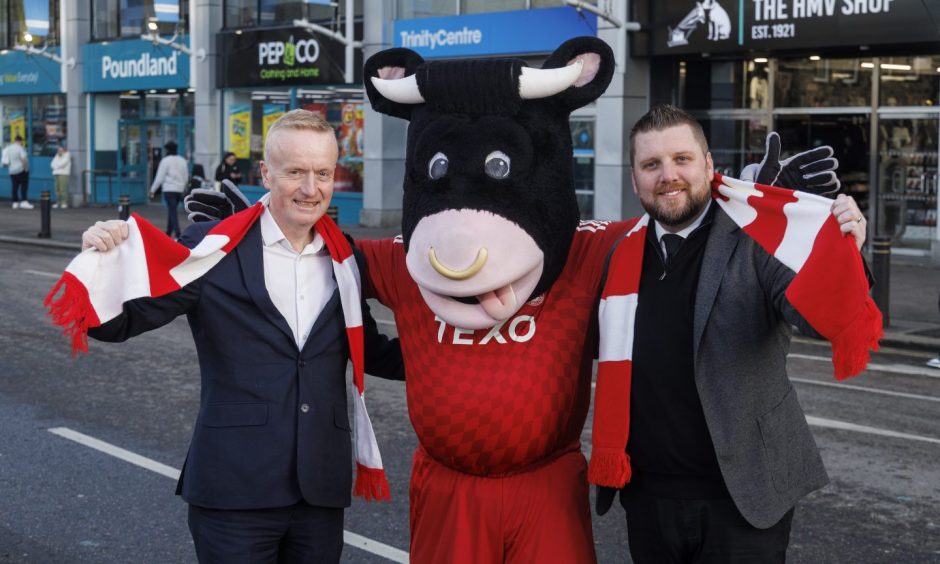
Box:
[81,110,403,563]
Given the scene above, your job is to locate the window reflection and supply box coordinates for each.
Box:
[775,58,873,107]
[880,56,940,107]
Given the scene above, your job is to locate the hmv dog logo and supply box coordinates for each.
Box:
[668,0,732,47]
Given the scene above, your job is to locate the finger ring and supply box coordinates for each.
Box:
[856,215,863,222]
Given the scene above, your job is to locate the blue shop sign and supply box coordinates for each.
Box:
[83,38,190,92]
[0,49,62,94]
[393,7,597,59]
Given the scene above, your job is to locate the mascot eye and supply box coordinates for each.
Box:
[428,152,449,180]
[484,151,511,179]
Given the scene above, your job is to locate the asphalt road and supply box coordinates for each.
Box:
[1,242,938,563]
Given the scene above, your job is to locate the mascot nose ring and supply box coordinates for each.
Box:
[429,247,488,280]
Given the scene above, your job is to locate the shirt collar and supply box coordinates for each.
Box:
[654,200,713,242]
[258,194,325,254]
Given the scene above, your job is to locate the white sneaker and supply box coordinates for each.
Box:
[19,201,34,209]
[60,203,68,209]
[11,202,19,209]
[928,357,940,369]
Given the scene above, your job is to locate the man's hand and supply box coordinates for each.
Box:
[184,179,250,223]
[82,220,129,252]
[831,194,866,251]
[741,132,841,196]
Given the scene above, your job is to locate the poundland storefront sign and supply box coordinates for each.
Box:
[84,39,190,91]
[218,28,345,87]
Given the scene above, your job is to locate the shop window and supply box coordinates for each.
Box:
[775,114,871,216]
[460,0,526,14]
[1,97,28,145]
[4,0,58,48]
[570,118,594,219]
[679,60,767,110]
[695,117,769,179]
[775,57,872,108]
[876,117,938,245]
[92,0,188,40]
[30,94,66,156]
[879,56,940,108]
[398,0,458,19]
[226,0,359,29]
[144,91,187,117]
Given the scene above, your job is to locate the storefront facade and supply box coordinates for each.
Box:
[640,0,940,253]
[82,38,193,204]
[216,25,365,224]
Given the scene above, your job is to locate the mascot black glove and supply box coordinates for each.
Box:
[741,131,841,197]
[184,179,250,222]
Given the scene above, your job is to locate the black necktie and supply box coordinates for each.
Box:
[661,233,684,265]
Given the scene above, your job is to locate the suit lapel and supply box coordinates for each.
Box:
[693,208,739,361]
[236,222,296,345]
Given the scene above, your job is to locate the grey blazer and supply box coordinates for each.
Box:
[600,206,829,529]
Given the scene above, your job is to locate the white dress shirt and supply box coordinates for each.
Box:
[259,198,337,349]
[654,200,713,258]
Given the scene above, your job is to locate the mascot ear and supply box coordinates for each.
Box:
[364,48,426,121]
[541,36,614,113]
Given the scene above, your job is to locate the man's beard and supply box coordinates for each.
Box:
[639,181,711,228]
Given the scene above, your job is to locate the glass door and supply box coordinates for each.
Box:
[876,115,939,248]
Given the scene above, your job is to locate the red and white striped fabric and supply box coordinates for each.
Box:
[587,173,883,489]
[45,203,390,501]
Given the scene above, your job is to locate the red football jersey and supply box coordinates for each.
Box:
[358,221,630,476]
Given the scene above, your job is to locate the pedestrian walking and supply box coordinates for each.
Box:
[149,140,188,238]
[2,135,32,209]
[51,145,71,208]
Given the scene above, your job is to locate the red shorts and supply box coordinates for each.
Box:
[409,446,596,564]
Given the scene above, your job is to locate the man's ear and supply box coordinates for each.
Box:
[259,161,270,189]
[363,48,426,121]
[541,36,614,113]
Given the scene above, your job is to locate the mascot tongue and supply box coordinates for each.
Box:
[478,284,517,320]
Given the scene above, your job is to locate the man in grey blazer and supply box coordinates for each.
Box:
[596,104,868,563]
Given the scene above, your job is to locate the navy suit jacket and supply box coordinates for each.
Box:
[89,220,403,510]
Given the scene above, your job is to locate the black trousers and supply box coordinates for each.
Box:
[188,501,344,564]
[11,171,28,202]
[621,489,794,564]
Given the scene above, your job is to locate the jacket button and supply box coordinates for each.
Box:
[300,403,310,413]
[298,360,306,368]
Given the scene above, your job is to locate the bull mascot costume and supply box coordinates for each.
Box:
[177,36,880,563]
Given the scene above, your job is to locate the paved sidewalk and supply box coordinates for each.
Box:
[2,199,939,356]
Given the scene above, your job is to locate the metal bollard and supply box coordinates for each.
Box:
[38,190,51,239]
[871,237,891,327]
[326,206,338,222]
[118,194,130,221]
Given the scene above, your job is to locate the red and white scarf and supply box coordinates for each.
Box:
[588,173,883,489]
[45,203,391,502]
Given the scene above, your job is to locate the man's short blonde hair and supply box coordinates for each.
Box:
[264,109,335,159]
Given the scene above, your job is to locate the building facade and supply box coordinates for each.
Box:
[1,0,938,255]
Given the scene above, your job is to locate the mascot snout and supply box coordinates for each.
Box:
[406,209,543,329]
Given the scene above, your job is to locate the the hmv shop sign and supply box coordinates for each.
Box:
[217,27,347,87]
[646,0,939,56]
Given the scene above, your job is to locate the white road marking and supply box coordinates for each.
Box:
[806,416,940,445]
[344,531,409,563]
[48,426,410,562]
[24,269,61,278]
[48,427,181,479]
[788,353,940,378]
[790,377,940,403]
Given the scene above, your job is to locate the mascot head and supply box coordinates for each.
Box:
[365,37,613,329]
